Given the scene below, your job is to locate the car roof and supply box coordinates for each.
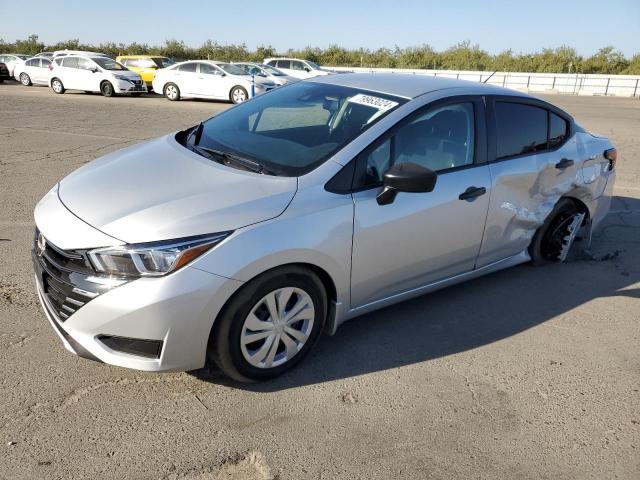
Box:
[308,73,519,99]
[117,55,169,59]
[265,57,307,62]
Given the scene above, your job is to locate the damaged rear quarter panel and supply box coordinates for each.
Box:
[476,131,613,268]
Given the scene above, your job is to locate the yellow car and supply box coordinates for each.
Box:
[116,55,175,89]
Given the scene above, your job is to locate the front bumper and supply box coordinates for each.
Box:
[33,246,242,372]
[113,79,148,94]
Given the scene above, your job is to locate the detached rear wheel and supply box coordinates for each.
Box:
[209,266,327,382]
[530,198,584,265]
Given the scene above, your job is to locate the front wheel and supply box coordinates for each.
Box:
[230,85,248,104]
[20,73,31,86]
[100,81,115,97]
[51,78,65,94]
[209,266,327,382]
[529,198,585,265]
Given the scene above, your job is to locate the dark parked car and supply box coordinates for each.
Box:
[0,62,10,82]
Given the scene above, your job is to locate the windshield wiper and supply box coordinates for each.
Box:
[192,145,271,174]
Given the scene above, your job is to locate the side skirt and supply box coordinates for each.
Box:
[330,250,531,332]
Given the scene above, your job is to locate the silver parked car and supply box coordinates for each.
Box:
[32,74,616,381]
[233,62,298,86]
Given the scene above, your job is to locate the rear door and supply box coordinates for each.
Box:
[350,96,491,308]
[175,62,198,94]
[60,57,80,89]
[275,60,294,77]
[35,58,52,83]
[22,58,39,80]
[476,97,579,267]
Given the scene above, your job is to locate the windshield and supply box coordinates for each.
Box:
[183,82,406,176]
[307,61,321,70]
[153,57,175,68]
[15,55,29,60]
[216,63,249,75]
[92,57,127,71]
[262,64,286,76]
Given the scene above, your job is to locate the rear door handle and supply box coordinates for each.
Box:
[459,186,487,201]
[555,158,574,169]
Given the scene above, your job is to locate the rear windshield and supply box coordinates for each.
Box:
[153,57,175,68]
[182,82,406,176]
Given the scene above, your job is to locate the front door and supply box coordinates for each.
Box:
[196,63,226,98]
[350,99,491,308]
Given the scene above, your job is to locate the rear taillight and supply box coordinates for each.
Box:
[48,63,53,71]
[604,148,617,170]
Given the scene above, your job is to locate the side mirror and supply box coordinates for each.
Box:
[304,67,311,72]
[91,67,99,73]
[376,162,437,205]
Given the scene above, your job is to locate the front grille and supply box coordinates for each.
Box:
[32,229,110,322]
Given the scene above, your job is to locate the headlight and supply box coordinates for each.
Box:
[87,232,231,278]
[115,74,133,83]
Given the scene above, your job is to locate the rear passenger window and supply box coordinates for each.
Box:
[549,112,568,148]
[26,59,38,66]
[63,57,79,68]
[178,63,197,72]
[277,60,291,69]
[495,102,547,158]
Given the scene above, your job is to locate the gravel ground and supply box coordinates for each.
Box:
[0,82,638,480]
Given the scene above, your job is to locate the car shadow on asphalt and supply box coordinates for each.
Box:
[192,195,640,391]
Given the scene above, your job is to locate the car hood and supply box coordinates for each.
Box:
[109,69,140,79]
[58,134,297,244]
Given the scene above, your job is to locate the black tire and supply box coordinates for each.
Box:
[209,266,327,382]
[164,82,180,101]
[19,73,31,86]
[529,198,580,266]
[51,78,65,94]
[100,81,115,97]
[230,85,248,104]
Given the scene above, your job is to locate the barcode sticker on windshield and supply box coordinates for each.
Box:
[348,94,398,111]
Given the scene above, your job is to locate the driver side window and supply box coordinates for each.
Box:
[362,102,475,186]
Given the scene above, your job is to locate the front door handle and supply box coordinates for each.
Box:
[555,158,574,169]
[459,186,487,201]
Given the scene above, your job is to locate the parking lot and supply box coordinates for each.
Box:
[0,82,638,479]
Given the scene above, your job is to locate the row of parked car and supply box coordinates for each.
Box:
[0,50,334,103]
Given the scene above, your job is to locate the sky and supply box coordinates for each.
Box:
[1,0,638,56]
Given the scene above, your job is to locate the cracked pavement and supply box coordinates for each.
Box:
[0,83,639,479]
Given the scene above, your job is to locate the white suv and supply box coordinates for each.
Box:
[263,57,332,79]
[49,55,146,97]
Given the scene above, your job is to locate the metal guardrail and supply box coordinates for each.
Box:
[329,67,640,98]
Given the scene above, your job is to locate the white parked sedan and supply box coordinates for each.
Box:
[263,57,332,79]
[233,62,298,86]
[0,53,29,77]
[152,60,277,103]
[14,56,52,86]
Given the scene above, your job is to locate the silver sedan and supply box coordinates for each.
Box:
[32,74,616,381]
